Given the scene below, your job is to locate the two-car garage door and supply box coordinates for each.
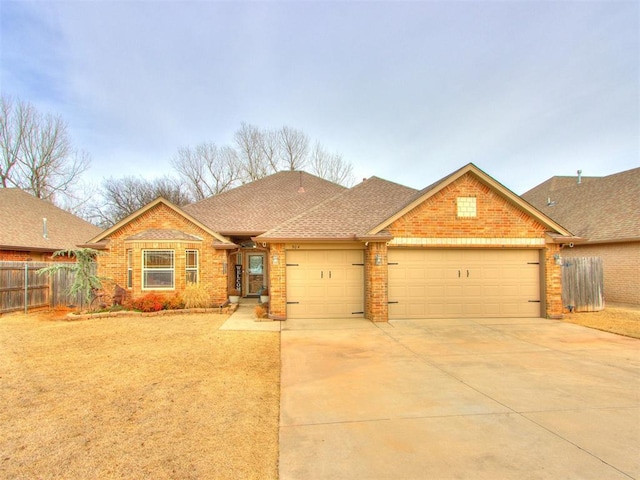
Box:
[388,249,542,319]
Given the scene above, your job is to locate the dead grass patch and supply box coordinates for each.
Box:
[563,305,640,339]
[0,310,279,479]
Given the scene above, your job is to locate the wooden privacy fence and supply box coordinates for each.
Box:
[562,256,604,312]
[0,261,89,314]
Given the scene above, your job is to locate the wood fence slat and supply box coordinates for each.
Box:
[562,256,604,312]
[0,261,95,313]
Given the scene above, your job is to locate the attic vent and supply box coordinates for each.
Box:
[457,197,477,218]
[43,218,48,239]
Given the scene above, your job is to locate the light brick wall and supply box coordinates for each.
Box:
[365,242,388,322]
[0,250,75,262]
[387,173,563,318]
[563,241,639,305]
[97,203,228,305]
[268,243,287,319]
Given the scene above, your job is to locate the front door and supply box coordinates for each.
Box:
[247,253,266,296]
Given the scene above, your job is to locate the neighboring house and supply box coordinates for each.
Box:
[86,164,578,321]
[522,167,640,306]
[0,188,103,262]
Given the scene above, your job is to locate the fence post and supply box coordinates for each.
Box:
[24,262,28,314]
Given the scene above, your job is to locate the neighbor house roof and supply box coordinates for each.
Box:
[521,167,640,243]
[183,171,347,235]
[0,188,103,252]
[257,177,418,241]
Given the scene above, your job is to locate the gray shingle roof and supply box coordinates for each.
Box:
[0,188,103,251]
[522,167,640,242]
[183,171,347,234]
[257,177,418,240]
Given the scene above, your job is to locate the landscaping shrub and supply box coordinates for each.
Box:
[182,283,212,309]
[254,305,268,319]
[129,293,165,312]
[164,293,185,310]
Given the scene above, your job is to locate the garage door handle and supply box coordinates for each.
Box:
[321,271,323,279]
[467,270,469,278]
[329,271,332,279]
[458,270,461,278]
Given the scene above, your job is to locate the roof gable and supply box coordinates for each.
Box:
[257,177,418,241]
[87,197,229,245]
[0,188,103,251]
[522,167,640,242]
[183,171,347,234]
[369,163,573,236]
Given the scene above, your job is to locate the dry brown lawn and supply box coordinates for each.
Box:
[563,304,640,339]
[0,310,280,480]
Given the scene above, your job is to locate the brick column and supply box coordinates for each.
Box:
[365,242,388,322]
[545,244,563,318]
[268,243,287,320]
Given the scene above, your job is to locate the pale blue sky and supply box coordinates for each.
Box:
[1,0,638,194]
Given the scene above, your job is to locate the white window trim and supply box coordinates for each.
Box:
[142,249,175,290]
[186,249,199,284]
[126,249,133,289]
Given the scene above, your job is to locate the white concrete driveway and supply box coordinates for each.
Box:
[279,317,639,479]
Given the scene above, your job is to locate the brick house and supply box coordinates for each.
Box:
[0,188,103,262]
[522,167,640,306]
[86,164,577,321]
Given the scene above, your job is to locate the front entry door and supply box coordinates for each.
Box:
[247,253,266,295]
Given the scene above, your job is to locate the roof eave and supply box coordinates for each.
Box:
[252,235,363,243]
[87,197,230,245]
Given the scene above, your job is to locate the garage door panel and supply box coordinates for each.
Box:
[389,249,541,319]
[287,250,364,319]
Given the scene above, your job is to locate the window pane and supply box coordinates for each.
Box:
[144,251,173,268]
[186,270,198,284]
[186,250,197,268]
[144,271,174,288]
[142,250,175,289]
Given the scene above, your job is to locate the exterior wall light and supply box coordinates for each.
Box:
[375,254,383,266]
[272,254,279,265]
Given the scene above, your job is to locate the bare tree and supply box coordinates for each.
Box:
[234,122,270,182]
[93,175,190,227]
[279,126,309,171]
[172,124,355,196]
[0,95,90,204]
[309,142,355,186]
[171,142,241,200]
[260,128,281,172]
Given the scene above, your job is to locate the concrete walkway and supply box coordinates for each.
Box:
[278,317,640,479]
[219,300,281,332]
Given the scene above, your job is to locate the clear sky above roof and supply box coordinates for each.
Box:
[2,1,637,194]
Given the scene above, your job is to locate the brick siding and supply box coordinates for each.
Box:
[365,242,388,322]
[97,203,228,305]
[268,243,287,319]
[0,250,76,262]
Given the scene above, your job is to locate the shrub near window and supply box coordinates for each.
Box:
[128,293,166,312]
[182,283,212,309]
[127,292,186,312]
